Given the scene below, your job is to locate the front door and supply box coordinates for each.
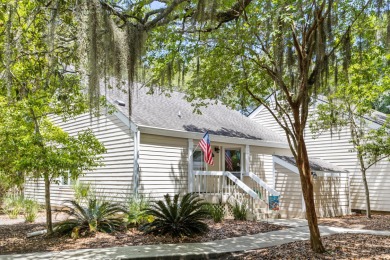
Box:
[224,148,241,179]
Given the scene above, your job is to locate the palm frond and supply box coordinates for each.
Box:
[141,193,209,238]
[54,199,125,238]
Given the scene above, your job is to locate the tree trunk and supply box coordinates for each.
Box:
[361,168,371,218]
[44,173,53,235]
[354,132,371,219]
[296,136,325,253]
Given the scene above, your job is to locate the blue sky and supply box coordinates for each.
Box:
[150,1,165,9]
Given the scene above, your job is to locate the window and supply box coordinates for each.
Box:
[58,172,72,186]
[193,150,206,171]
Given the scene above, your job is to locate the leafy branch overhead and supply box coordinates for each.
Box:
[142,0,390,253]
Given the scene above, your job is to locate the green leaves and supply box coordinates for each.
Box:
[54,198,126,237]
[141,193,210,238]
[359,121,390,167]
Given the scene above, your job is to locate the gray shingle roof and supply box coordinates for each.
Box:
[274,155,348,173]
[104,86,286,143]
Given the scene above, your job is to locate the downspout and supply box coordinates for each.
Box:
[114,111,140,196]
[347,170,351,214]
[133,129,140,195]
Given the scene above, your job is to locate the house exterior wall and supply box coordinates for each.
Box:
[138,133,188,199]
[274,164,305,218]
[251,105,390,212]
[24,113,134,205]
[136,134,291,201]
[249,146,291,186]
[313,174,350,217]
[275,164,349,218]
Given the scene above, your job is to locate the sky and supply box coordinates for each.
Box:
[150,1,166,9]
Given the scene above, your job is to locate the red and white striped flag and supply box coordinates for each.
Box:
[225,150,234,171]
[198,132,214,166]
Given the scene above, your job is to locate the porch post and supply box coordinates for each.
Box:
[188,139,194,193]
[245,145,250,174]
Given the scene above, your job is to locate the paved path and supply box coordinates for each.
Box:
[1,220,390,260]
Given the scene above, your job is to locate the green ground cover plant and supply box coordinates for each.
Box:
[141,193,210,238]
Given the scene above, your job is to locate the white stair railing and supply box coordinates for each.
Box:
[243,172,280,196]
[193,171,263,216]
[242,172,281,217]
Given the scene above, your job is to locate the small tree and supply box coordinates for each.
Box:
[0,2,106,235]
[314,95,389,219]
[0,98,106,234]
[311,15,390,218]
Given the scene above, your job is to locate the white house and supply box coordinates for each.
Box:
[25,88,350,218]
[249,97,390,214]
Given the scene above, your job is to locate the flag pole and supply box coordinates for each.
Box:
[190,131,207,157]
[192,143,200,155]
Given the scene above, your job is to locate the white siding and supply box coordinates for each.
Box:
[138,134,188,199]
[24,113,134,205]
[275,165,349,218]
[313,174,350,217]
[274,165,304,218]
[252,105,390,212]
[250,146,291,185]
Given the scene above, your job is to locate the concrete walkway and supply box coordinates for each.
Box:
[2,221,390,260]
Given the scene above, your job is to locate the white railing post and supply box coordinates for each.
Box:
[245,145,250,174]
[188,139,193,193]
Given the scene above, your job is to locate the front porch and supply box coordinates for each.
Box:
[186,140,283,220]
[190,170,281,220]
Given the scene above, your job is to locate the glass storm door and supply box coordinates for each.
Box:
[224,148,241,179]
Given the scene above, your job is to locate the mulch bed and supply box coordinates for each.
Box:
[0,218,285,255]
[227,214,390,259]
[318,213,390,230]
[228,233,390,259]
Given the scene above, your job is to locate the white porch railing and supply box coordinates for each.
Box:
[193,171,279,218]
[243,172,279,200]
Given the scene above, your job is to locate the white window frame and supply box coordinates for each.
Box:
[57,172,72,186]
[193,149,207,171]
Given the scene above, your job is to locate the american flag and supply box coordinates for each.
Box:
[198,132,214,166]
[225,150,234,171]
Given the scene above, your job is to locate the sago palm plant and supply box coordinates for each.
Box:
[141,193,210,238]
[54,199,125,238]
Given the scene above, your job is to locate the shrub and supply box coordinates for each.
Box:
[232,200,248,221]
[72,181,91,204]
[141,193,209,238]
[124,195,152,227]
[23,199,39,222]
[3,194,24,219]
[54,198,125,238]
[205,200,224,223]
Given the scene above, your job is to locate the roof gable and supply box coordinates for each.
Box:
[248,95,387,128]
